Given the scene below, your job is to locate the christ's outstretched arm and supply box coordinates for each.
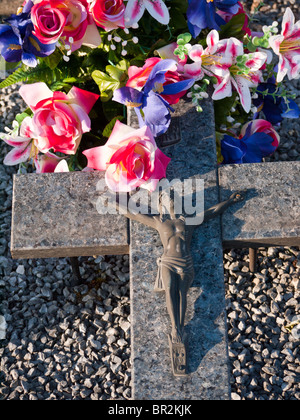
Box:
[115,194,158,229]
[203,192,244,223]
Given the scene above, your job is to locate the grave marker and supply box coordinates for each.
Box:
[11,98,300,399]
[127,100,232,399]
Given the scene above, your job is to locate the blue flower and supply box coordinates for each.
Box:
[187,0,240,38]
[253,82,300,125]
[0,1,56,67]
[221,129,277,164]
[113,59,195,137]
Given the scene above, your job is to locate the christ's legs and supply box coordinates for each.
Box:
[179,272,194,334]
[161,266,183,342]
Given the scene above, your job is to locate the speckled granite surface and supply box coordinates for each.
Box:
[11,172,129,259]
[129,100,231,400]
[219,162,300,248]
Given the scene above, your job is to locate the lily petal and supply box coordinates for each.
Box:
[3,144,31,166]
[277,54,289,83]
[144,59,177,94]
[144,0,170,25]
[244,52,267,72]
[183,62,204,80]
[1,136,31,148]
[212,73,232,100]
[142,91,171,137]
[124,0,145,27]
[231,75,252,113]
[269,34,285,56]
[243,133,277,163]
[221,135,246,164]
[189,44,204,63]
[206,29,219,54]
[282,7,295,38]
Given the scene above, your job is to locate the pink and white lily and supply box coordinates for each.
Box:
[212,39,267,113]
[156,42,188,73]
[124,0,170,28]
[182,30,231,81]
[1,134,36,166]
[34,152,70,173]
[269,7,300,83]
[185,30,267,113]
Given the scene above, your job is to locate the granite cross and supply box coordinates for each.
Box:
[11,99,300,399]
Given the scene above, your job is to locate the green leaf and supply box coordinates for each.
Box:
[177,33,192,45]
[219,13,247,41]
[106,65,124,82]
[43,48,63,70]
[15,109,33,125]
[0,64,61,89]
[103,116,125,138]
[92,70,121,100]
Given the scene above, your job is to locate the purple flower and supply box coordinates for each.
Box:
[113,59,195,137]
[221,120,279,164]
[253,81,300,125]
[187,0,240,38]
[0,1,56,67]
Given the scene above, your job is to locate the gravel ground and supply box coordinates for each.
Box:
[0,1,300,400]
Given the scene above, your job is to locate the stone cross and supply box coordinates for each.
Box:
[11,99,300,400]
[115,187,244,377]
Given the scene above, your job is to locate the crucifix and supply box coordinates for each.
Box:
[116,188,244,376]
[11,99,300,399]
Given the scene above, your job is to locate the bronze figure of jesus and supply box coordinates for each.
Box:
[118,189,243,376]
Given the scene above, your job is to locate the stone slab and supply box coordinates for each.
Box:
[219,162,300,248]
[11,171,129,259]
[129,99,231,400]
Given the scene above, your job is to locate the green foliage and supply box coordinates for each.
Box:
[103,115,125,138]
[174,33,192,60]
[15,109,33,125]
[43,48,63,70]
[219,13,247,41]
[0,64,59,88]
[92,60,128,101]
[214,93,237,129]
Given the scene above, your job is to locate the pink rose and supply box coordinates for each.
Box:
[19,82,99,155]
[31,0,68,45]
[90,0,125,31]
[31,0,101,50]
[240,119,280,148]
[83,121,171,192]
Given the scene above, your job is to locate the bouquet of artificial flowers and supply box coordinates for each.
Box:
[0,0,299,192]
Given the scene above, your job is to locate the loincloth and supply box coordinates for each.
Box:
[154,255,194,292]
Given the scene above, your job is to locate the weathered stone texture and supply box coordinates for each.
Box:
[219,162,300,248]
[11,172,129,259]
[129,99,231,400]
